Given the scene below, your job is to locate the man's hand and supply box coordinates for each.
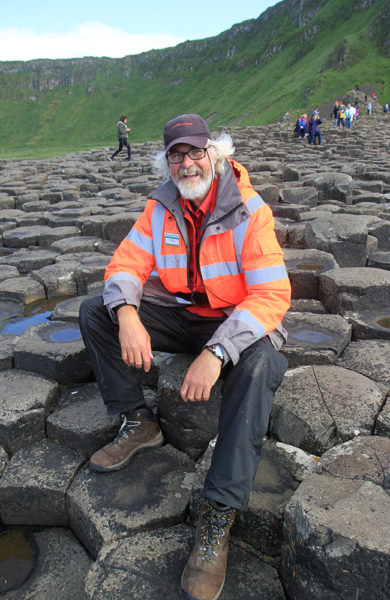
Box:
[117,305,154,371]
[180,349,222,402]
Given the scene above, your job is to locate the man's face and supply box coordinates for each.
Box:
[168,143,217,205]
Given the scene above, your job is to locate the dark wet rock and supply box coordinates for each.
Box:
[281,312,351,367]
[67,445,194,558]
[270,365,384,455]
[0,276,46,305]
[304,214,368,267]
[157,353,222,459]
[0,438,83,526]
[0,446,8,476]
[85,523,285,600]
[337,339,390,387]
[47,382,120,456]
[283,248,338,299]
[319,267,390,314]
[14,321,91,384]
[0,369,58,454]
[0,528,92,600]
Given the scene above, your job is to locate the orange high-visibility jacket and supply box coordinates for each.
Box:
[103,159,291,364]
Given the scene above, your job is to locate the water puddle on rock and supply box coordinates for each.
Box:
[377,317,390,329]
[0,296,73,336]
[291,330,333,344]
[296,262,324,271]
[0,530,36,593]
[49,328,82,342]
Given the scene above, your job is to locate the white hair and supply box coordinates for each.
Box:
[153,132,235,181]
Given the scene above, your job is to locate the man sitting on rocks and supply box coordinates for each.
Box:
[79,113,291,600]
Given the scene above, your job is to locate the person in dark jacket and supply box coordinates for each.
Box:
[308,114,322,145]
[110,115,131,162]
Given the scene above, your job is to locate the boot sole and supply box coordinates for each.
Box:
[180,571,225,600]
[90,430,164,472]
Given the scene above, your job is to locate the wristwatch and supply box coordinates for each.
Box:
[205,344,225,364]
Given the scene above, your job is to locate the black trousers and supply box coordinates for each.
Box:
[112,137,131,160]
[79,295,288,511]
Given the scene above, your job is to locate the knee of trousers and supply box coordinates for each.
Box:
[79,295,106,333]
[236,339,288,391]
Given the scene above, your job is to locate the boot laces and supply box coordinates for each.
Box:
[112,415,141,445]
[198,500,235,564]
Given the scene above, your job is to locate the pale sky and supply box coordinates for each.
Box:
[0,0,280,61]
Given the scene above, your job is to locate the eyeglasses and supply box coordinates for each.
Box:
[166,148,207,164]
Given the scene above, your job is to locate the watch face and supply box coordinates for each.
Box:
[212,344,224,360]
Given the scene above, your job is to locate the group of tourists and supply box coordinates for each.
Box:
[294,110,322,145]
[332,100,359,128]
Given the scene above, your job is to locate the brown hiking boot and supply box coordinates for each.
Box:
[181,498,236,600]
[89,409,164,472]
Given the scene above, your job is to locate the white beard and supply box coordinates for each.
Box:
[172,167,213,201]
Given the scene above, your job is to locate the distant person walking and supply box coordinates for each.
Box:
[110,116,131,162]
[367,101,372,116]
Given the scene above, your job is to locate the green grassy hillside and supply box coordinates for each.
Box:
[0,0,389,158]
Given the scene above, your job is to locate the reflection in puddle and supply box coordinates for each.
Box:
[296,262,323,271]
[1,311,52,335]
[377,317,390,329]
[25,297,73,317]
[0,530,36,593]
[49,328,82,342]
[291,330,333,344]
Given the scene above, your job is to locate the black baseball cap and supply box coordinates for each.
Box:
[163,114,211,152]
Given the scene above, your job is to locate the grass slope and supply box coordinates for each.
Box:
[0,0,389,158]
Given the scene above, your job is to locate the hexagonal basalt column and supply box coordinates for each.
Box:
[47,382,120,456]
[14,320,92,384]
[281,312,351,367]
[67,445,194,558]
[283,248,338,299]
[0,369,58,454]
[281,437,390,600]
[0,438,84,526]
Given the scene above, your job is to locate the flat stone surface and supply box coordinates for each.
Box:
[270,365,384,455]
[0,369,58,454]
[0,528,91,599]
[0,438,83,526]
[67,444,194,558]
[3,226,55,248]
[14,320,91,384]
[0,265,19,282]
[85,524,285,600]
[315,436,390,488]
[157,353,223,459]
[0,334,16,370]
[50,235,101,254]
[47,382,120,456]
[337,339,390,387]
[281,312,351,367]
[311,172,353,202]
[32,263,78,298]
[281,474,390,600]
[319,267,390,314]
